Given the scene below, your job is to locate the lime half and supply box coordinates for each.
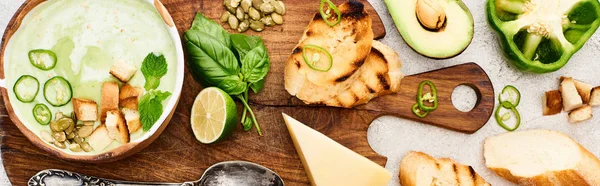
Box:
[191,87,237,144]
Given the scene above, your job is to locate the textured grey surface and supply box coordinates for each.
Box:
[1,0,600,185]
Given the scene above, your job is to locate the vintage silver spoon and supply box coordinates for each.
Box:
[28,161,284,186]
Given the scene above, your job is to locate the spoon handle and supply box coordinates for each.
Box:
[29,169,184,186]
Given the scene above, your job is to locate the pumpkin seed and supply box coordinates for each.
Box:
[228,16,239,29]
[261,16,275,26]
[249,7,261,20]
[277,1,285,15]
[67,131,75,140]
[73,136,84,144]
[78,125,94,138]
[69,143,82,152]
[81,142,93,152]
[40,130,54,143]
[54,141,66,149]
[260,2,275,13]
[221,11,232,23]
[53,132,66,142]
[238,20,250,32]
[241,0,252,12]
[230,0,241,7]
[252,0,263,10]
[250,21,265,31]
[236,7,245,20]
[271,1,285,15]
[271,13,283,24]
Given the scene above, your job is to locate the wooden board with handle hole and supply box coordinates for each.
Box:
[0,0,494,185]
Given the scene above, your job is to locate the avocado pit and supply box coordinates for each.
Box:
[416,0,447,31]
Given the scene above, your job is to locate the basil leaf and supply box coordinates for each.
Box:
[231,34,264,59]
[190,13,231,47]
[241,46,270,83]
[218,75,247,96]
[185,30,239,87]
[250,79,265,93]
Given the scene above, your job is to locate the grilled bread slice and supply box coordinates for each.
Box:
[400,151,490,186]
[72,98,98,121]
[105,110,130,144]
[285,1,404,108]
[484,130,600,186]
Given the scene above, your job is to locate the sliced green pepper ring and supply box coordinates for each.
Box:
[495,101,521,132]
[412,103,429,118]
[28,49,57,71]
[319,0,341,27]
[417,80,438,112]
[33,103,52,125]
[499,85,520,107]
[302,44,333,72]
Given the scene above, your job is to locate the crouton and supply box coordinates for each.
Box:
[543,90,563,116]
[88,125,111,151]
[573,79,594,104]
[560,77,583,112]
[119,84,142,100]
[101,82,120,122]
[72,98,98,121]
[105,110,130,143]
[569,106,593,123]
[120,97,139,110]
[590,87,600,106]
[122,108,141,133]
[109,60,137,82]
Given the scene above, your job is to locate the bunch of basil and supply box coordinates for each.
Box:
[184,13,270,135]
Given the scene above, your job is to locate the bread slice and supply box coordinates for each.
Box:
[569,105,593,123]
[560,77,583,112]
[120,97,139,110]
[542,90,562,116]
[400,151,490,186]
[484,130,600,185]
[122,108,141,133]
[119,84,141,100]
[590,87,600,106]
[88,125,111,151]
[105,110,129,143]
[72,98,98,121]
[573,79,594,104]
[101,82,120,122]
[109,60,137,83]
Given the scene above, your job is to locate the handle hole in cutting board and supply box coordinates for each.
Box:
[451,84,479,112]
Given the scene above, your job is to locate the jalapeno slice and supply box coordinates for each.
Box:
[13,75,40,103]
[33,103,52,125]
[43,76,73,107]
[28,49,57,71]
[417,80,438,112]
[495,101,521,131]
[302,44,333,72]
[412,103,429,118]
[319,0,341,27]
[499,85,521,107]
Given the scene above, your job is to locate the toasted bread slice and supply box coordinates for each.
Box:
[560,77,583,112]
[120,97,139,110]
[105,110,129,143]
[88,125,111,151]
[110,60,137,82]
[119,84,142,100]
[543,90,563,116]
[590,87,600,106]
[484,130,600,185]
[400,151,490,186]
[122,108,141,133]
[569,105,593,123]
[286,40,403,108]
[101,82,120,122]
[72,98,98,121]
[573,79,594,104]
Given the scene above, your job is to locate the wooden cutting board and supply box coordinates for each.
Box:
[0,0,494,185]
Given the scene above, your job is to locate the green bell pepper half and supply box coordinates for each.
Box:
[487,0,600,73]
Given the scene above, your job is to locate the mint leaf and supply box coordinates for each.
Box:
[139,90,171,131]
[141,53,168,90]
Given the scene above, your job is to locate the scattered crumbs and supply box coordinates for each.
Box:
[86,24,91,30]
[120,29,125,33]
[98,40,103,44]
[130,37,136,42]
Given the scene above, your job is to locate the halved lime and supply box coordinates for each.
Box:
[191,87,237,144]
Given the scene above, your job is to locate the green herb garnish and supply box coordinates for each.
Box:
[184,13,270,135]
[139,90,172,131]
[141,53,168,91]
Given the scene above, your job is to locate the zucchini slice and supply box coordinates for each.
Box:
[13,75,39,103]
[33,103,52,125]
[43,76,73,107]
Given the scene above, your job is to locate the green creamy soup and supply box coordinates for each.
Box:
[4,0,178,154]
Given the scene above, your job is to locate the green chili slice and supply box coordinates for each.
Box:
[417,80,438,112]
[33,103,52,125]
[499,85,521,107]
[319,0,341,27]
[412,103,429,118]
[302,44,333,72]
[28,49,57,71]
[13,75,40,103]
[495,101,521,131]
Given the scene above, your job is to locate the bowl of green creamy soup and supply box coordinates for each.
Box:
[0,0,184,162]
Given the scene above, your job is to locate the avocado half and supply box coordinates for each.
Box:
[385,0,474,59]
